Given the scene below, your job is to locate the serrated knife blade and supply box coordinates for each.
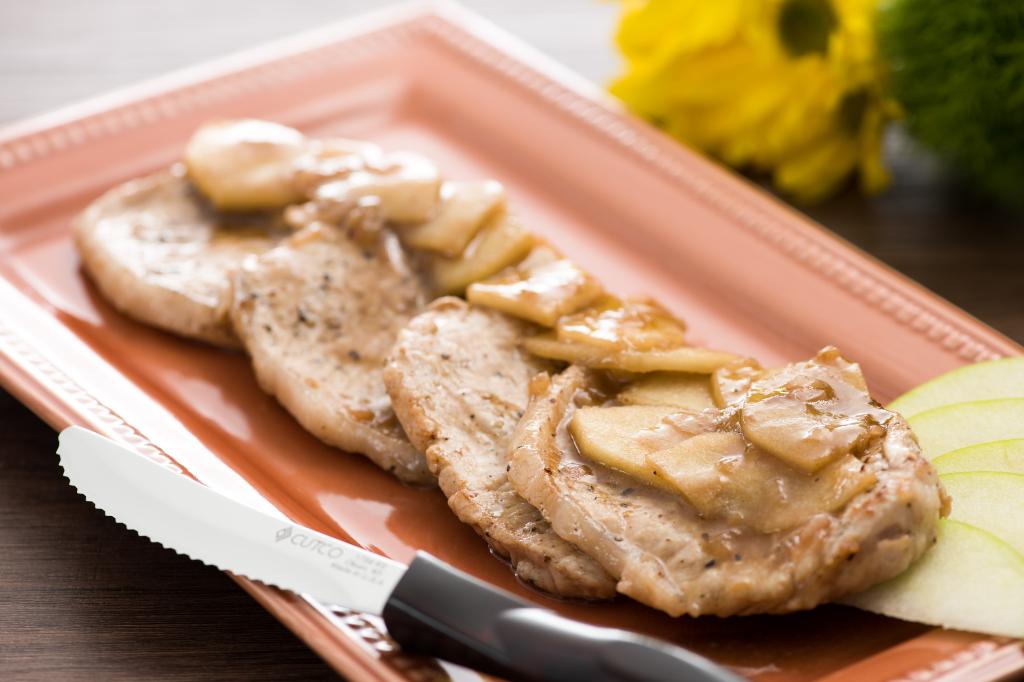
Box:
[57,425,742,682]
[57,425,405,615]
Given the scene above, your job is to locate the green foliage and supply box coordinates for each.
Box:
[880,0,1024,208]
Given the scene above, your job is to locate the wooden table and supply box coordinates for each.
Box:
[1,2,1021,680]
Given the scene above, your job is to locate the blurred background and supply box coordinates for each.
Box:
[0,1,618,116]
[1,1,1021,680]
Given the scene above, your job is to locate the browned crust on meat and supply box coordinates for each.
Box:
[385,298,616,598]
[509,366,947,617]
[74,167,280,348]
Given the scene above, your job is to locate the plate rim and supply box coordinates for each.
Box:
[0,2,1021,681]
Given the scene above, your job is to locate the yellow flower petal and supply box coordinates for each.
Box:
[775,134,859,203]
[616,0,747,62]
[609,0,895,202]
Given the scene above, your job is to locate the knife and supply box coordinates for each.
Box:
[57,426,743,682]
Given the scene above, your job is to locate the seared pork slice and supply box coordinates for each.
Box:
[75,167,282,347]
[384,298,616,599]
[230,204,432,484]
[509,365,948,617]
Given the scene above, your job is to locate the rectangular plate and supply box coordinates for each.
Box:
[1,3,1021,681]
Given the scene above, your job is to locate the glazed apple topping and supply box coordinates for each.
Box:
[556,297,687,351]
[428,211,535,295]
[311,150,442,225]
[647,432,877,533]
[616,372,716,411]
[289,137,384,193]
[569,404,690,491]
[570,347,891,532]
[184,119,308,211]
[401,180,506,256]
[739,348,891,473]
[710,358,763,407]
[524,333,741,374]
[466,246,604,326]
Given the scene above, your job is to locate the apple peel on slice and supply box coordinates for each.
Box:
[845,519,1024,638]
[888,356,1024,418]
[940,471,1024,556]
[908,398,1024,459]
[932,439,1024,475]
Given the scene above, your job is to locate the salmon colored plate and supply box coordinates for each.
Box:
[0,2,1021,680]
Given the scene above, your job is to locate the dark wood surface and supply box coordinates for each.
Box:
[1,2,1021,680]
[0,389,338,681]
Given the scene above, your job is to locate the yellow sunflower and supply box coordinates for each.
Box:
[611,0,899,202]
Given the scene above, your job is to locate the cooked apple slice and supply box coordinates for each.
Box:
[313,151,441,224]
[940,472,1024,556]
[184,119,307,211]
[401,180,505,255]
[647,432,746,515]
[845,519,1024,638]
[556,297,687,351]
[648,433,875,533]
[889,357,1024,418]
[467,248,603,326]
[429,212,534,295]
[617,372,715,411]
[933,439,1024,475]
[289,138,386,201]
[524,333,740,373]
[569,405,681,490]
[739,350,890,473]
[524,334,624,366]
[908,399,1024,459]
[710,359,763,407]
[609,347,743,374]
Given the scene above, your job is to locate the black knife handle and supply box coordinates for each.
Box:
[382,552,744,682]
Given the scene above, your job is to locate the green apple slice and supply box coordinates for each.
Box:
[940,472,1024,556]
[845,519,1024,638]
[907,398,1024,459]
[933,439,1024,475]
[889,356,1024,418]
